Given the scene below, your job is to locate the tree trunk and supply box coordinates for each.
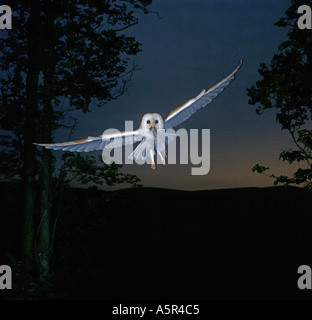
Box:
[37,145,52,277]
[37,2,57,277]
[22,2,41,273]
[37,68,53,278]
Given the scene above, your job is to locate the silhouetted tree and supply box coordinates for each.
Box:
[0,0,151,283]
[247,0,312,189]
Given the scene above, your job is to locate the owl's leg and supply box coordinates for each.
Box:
[158,150,166,166]
[150,149,156,170]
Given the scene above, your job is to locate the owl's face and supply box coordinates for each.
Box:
[140,113,164,131]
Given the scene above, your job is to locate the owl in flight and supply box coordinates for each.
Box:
[36,60,243,169]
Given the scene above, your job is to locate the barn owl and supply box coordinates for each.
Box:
[35,60,243,169]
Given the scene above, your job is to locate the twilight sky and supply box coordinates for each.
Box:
[56,0,296,190]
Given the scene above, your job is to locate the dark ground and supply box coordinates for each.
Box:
[1,184,312,299]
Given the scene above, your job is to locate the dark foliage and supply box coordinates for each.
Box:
[247,0,312,188]
[1,184,312,299]
[0,0,149,293]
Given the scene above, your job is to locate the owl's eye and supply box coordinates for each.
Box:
[146,120,150,124]
[155,120,159,124]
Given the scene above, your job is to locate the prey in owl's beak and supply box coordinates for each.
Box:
[149,123,157,138]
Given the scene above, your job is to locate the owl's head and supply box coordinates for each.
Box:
[140,113,164,131]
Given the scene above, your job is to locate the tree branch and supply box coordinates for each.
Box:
[112,21,138,32]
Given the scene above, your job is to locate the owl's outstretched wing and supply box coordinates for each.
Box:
[34,130,142,152]
[164,60,243,129]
